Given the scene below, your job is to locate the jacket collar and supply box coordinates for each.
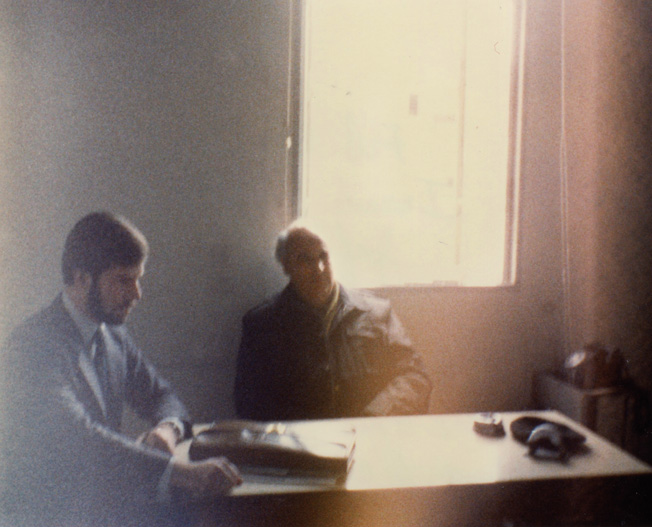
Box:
[280,282,367,331]
[62,291,100,347]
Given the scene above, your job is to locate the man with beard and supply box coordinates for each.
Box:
[0,212,241,527]
[234,221,432,421]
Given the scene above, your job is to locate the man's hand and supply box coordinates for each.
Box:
[170,457,243,499]
[137,422,180,455]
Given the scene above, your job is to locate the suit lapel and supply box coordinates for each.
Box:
[78,347,108,418]
[48,296,110,423]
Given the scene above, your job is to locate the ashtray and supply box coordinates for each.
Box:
[473,412,506,437]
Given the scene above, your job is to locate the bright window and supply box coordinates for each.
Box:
[297,0,523,287]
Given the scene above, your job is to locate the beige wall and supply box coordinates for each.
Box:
[382,0,567,414]
[1,1,651,452]
[564,1,652,390]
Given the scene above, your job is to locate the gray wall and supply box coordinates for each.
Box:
[0,1,294,420]
[1,1,651,456]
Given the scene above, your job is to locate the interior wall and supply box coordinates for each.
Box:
[3,1,630,426]
[0,0,293,422]
[380,0,566,414]
[565,1,652,393]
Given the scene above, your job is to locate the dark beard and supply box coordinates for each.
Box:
[87,278,124,325]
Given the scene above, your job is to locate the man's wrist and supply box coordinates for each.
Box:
[158,417,193,441]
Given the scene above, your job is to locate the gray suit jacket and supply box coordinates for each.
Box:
[0,295,189,525]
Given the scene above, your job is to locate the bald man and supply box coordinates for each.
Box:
[234,222,431,421]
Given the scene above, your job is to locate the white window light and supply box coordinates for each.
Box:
[298,0,523,288]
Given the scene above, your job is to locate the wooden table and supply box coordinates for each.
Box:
[181,411,652,526]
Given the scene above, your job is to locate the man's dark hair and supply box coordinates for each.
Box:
[61,212,149,285]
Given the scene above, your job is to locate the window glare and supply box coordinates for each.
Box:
[300,0,519,288]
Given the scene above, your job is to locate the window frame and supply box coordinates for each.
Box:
[284,0,526,289]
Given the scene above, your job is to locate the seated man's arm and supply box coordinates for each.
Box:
[1,327,239,517]
[361,307,432,417]
[111,330,244,493]
[60,385,242,501]
[233,311,279,420]
[137,419,188,454]
[1,343,173,509]
[118,327,191,426]
[169,457,242,499]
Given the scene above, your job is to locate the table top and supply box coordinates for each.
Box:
[180,410,651,497]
